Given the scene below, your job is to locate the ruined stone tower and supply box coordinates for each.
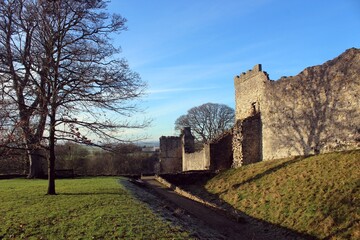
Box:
[232,64,269,167]
[181,127,195,154]
[234,64,268,120]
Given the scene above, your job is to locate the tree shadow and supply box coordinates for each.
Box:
[60,192,121,196]
[162,171,317,240]
[265,49,359,157]
[231,156,306,189]
[323,220,357,240]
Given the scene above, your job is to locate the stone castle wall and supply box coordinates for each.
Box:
[183,145,211,171]
[262,67,360,159]
[209,131,233,171]
[234,48,360,163]
[232,113,262,167]
[159,136,182,173]
[160,128,233,173]
[233,65,267,165]
[160,48,359,172]
[181,127,210,171]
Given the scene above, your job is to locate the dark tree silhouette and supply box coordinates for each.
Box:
[175,103,235,143]
[0,0,147,194]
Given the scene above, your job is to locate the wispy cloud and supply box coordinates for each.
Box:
[148,86,220,94]
[108,0,360,142]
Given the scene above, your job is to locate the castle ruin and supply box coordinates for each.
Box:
[234,48,359,165]
[158,136,182,173]
[158,127,233,173]
[159,48,360,172]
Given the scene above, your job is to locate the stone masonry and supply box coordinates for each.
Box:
[232,64,266,167]
[159,48,359,172]
[158,136,182,173]
[160,127,233,173]
[181,127,210,171]
[233,48,360,165]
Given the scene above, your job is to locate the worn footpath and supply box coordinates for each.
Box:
[127,176,314,240]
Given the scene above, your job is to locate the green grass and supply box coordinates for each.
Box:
[0,177,193,239]
[205,150,360,240]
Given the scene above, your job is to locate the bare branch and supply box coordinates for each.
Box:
[175,103,235,143]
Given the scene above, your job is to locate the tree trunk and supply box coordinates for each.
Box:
[27,149,45,179]
[47,114,56,195]
[47,155,56,195]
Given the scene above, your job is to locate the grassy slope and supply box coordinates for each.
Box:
[0,177,192,239]
[205,150,360,239]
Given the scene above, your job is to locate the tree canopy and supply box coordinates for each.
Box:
[175,103,235,143]
[0,0,146,194]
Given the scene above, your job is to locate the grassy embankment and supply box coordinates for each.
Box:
[0,177,192,239]
[204,150,359,239]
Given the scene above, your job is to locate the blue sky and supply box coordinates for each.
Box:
[107,0,360,142]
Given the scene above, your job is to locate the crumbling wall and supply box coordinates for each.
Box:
[262,64,360,159]
[181,127,233,172]
[233,64,267,166]
[182,127,211,171]
[159,136,182,173]
[183,145,210,171]
[209,131,233,170]
[232,114,262,167]
[232,120,243,168]
[159,128,212,173]
[181,127,195,153]
[234,49,360,163]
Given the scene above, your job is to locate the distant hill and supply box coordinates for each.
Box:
[204,150,360,239]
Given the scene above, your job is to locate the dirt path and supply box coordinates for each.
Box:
[139,176,312,240]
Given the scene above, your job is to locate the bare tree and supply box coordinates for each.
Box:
[0,0,147,194]
[0,93,18,159]
[175,103,234,143]
[0,0,48,178]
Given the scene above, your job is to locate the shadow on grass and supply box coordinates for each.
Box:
[231,155,308,189]
[323,220,357,240]
[165,158,318,240]
[120,178,231,239]
[182,182,316,239]
[60,192,120,196]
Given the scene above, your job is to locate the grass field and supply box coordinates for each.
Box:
[0,177,193,239]
[204,150,360,239]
